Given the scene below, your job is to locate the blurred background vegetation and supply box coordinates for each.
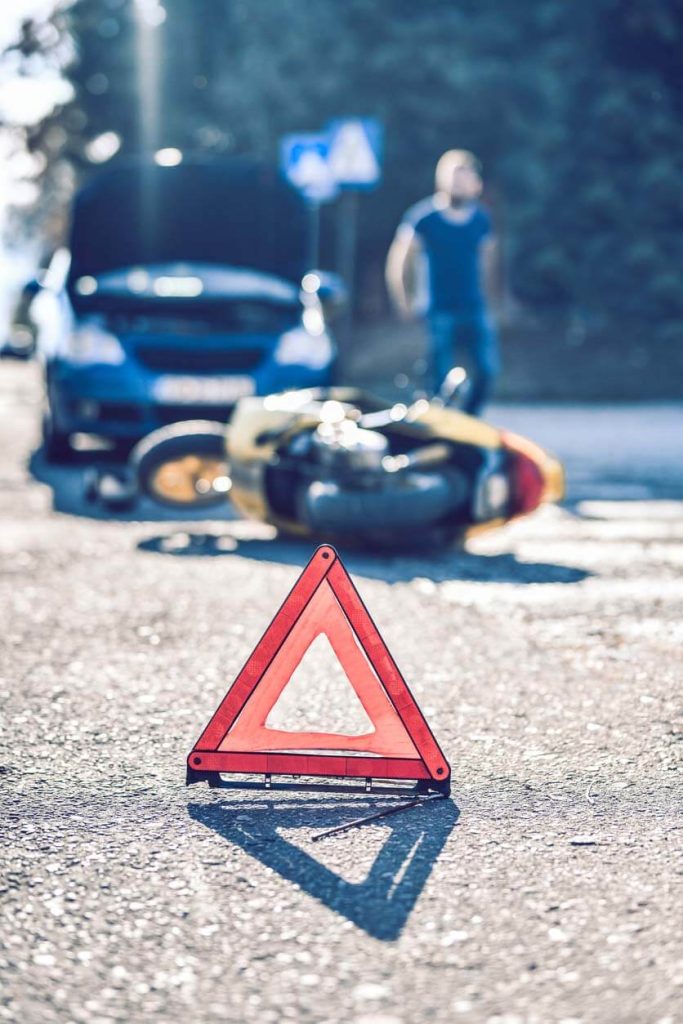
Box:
[3,0,683,398]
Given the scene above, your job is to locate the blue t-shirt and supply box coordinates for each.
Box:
[405,199,491,314]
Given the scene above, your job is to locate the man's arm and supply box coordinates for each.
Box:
[385,223,424,319]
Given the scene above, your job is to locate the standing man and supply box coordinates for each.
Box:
[385,149,500,416]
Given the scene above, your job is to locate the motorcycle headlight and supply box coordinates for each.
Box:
[66,321,126,365]
[274,324,334,370]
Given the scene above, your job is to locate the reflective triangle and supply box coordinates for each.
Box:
[187,545,451,792]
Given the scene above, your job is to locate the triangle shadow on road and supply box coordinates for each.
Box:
[188,795,459,941]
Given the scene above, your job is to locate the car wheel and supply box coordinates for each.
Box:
[42,412,74,463]
[131,420,229,509]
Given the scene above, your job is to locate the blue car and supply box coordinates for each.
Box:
[33,158,339,460]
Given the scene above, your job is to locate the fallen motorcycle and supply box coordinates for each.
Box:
[123,379,564,547]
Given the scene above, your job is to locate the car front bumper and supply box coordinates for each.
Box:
[47,356,335,441]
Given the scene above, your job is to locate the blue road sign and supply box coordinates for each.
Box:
[280,133,339,203]
[326,118,383,190]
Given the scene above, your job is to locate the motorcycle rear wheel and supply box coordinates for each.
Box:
[301,469,469,534]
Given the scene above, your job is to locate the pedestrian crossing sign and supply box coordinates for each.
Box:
[326,118,383,190]
[280,133,339,202]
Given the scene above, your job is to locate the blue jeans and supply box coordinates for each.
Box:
[428,310,500,416]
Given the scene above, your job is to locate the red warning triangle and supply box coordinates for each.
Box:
[187,545,451,793]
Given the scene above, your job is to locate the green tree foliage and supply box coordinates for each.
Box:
[10,0,683,344]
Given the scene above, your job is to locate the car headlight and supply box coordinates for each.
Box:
[66,321,126,365]
[274,325,334,370]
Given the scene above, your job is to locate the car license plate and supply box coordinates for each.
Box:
[152,375,255,404]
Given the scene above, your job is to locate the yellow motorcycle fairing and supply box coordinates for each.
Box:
[224,388,563,540]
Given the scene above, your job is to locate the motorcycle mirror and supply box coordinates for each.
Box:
[436,366,469,407]
[303,271,348,322]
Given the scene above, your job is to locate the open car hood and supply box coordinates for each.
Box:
[67,158,309,303]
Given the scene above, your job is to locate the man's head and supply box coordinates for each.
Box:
[435,149,483,207]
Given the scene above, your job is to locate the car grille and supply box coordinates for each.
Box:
[155,404,234,425]
[133,344,265,373]
[100,402,144,422]
[69,400,143,423]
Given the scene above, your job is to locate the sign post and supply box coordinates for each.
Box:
[326,118,383,332]
[280,119,383,344]
[280,133,339,269]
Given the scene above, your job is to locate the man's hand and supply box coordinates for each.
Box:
[481,234,500,312]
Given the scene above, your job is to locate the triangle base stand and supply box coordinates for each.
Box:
[311,791,448,842]
[186,764,450,797]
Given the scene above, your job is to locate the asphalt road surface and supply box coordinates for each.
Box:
[1,361,682,1024]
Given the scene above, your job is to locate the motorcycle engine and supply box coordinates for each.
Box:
[273,405,469,542]
[309,419,388,483]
